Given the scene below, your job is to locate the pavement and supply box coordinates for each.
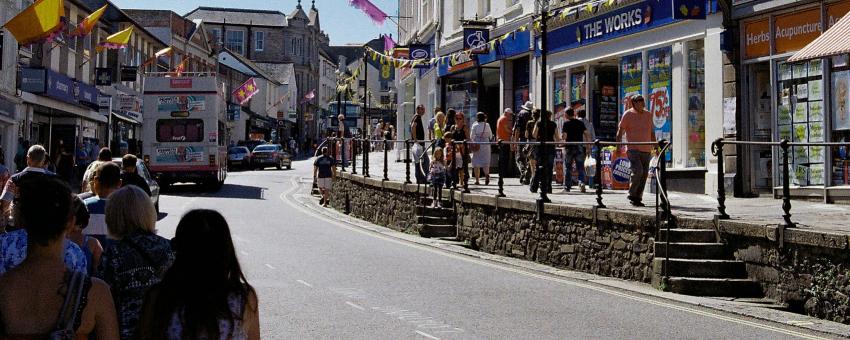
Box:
[153,160,850,339]
[347,148,850,235]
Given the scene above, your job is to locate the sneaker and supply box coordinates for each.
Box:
[580,183,586,193]
[562,187,571,193]
[629,200,645,207]
[319,197,326,205]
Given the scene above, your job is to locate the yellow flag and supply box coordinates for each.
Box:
[71,4,107,37]
[3,0,65,45]
[586,3,594,13]
[96,26,133,52]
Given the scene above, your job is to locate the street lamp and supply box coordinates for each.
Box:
[536,0,550,205]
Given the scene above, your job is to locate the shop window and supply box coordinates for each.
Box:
[512,57,529,113]
[777,59,825,186]
[553,70,567,119]
[647,46,673,165]
[830,55,850,186]
[686,40,705,167]
[156,119,204,142]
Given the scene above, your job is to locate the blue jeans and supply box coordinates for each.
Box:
[563,146,586,189]
[531,146,555,195]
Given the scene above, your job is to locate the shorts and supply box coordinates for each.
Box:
[317,177,333,190]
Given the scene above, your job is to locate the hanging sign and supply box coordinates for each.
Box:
[408,44,431,69]
[463,28,490,54]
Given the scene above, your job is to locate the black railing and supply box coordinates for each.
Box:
[711,138,850,232]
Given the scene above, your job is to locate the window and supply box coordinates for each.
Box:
[686,40,705,168]
[255,31,264,51]
[422,0,433,25]
[211,28,222,45]
[478,0,490,17]
[225,30,244,54]
[290,38,297,55]
[454,0,464,30]
[156,119,204,142]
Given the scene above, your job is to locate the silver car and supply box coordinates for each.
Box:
[228,146,252,169]
[252,144,291,170]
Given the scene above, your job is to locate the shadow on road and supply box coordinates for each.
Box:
[163,183,266,200]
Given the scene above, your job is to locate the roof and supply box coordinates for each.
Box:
[185,7,287,27]
[75,0,169,47]
[308,7,320,28]
[218,48,280,85]
[289,5,309,21]
[788,12,850,62]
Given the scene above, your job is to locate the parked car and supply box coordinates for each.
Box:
[252,144,291,170]
[228,146,252,169]
[111,157,161,212]
[238,140,266,153]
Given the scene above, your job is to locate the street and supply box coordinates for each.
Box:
[153,159,830,340]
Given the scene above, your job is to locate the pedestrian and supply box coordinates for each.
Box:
[577,109,596,141]
[427,109,436,141]
[13,138,26,172]
[120,154,151,197]
[434,112,446,148]
[443,133,457,189]
[470,112,493,185]
[57,145,75,185]
[0,149,10,230]
[0,145,56,229]
[0,178,87,275]
[513,101,534,184]
[616,95,656,207]
[451,112,470,188]
[289,138,297,157]
[561,108,591,192]
[496,108,514,183]
[76,141,89,181]
[67,195,103,276]
[82,147,113,195]
[98,185,174,340]
[411,104,426,145]
[313,147,336,207]
[524,109,540,185]
[85,162,122,246]
[136,209,260,340]
[0,176,119,340]
[445,109,457,132]
[374,120,384,151]
[428,147,447,208]
[531,110,559,202]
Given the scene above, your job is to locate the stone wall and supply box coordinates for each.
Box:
[721,222,850,323]
[329,175,420,233]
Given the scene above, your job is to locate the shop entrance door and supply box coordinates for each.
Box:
[592,65,619,141]
[744,62,774,194]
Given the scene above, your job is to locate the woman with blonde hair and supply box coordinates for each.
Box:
[434,112,447,148]
[97,185,174,340]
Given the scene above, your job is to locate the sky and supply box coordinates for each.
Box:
[110,0,399,45]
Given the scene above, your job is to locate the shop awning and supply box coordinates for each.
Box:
[788,12,850,62]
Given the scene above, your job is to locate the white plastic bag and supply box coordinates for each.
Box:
[584,155,597,175]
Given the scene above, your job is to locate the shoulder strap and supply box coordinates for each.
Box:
[55,271,86,333]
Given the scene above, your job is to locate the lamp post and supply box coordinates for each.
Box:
[536,0,550,205]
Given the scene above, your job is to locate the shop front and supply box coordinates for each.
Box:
[438,54,501,127]
[111,93,143,155]
[544,0,723,194]
[476,27,533,122]
[738,0,850,200]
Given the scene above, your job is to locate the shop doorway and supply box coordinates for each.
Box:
[591,62,619,141]
[743,62,774,194]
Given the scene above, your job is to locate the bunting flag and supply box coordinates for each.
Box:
[349,0,387,26]
[383,34,395,54]
[233,77,259,105]
[3,0,65,46]
[141,46,173,68]
[97,26,133,52]
[301,89,316,104]
[70,4,106,37]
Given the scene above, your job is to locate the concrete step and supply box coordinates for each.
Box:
[653,258,748,279]
[416,215,456,225]
[654,242,732,260]
[658,229,717,243]
[664,277,763,297]
[419,224,457,238]
[416,206,455,217]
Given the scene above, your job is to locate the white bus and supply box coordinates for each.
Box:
[142,74,227,190]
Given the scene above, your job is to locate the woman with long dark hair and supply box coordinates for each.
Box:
[136,209,259,340]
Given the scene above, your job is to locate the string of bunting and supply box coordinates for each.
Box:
[362,0,624,70]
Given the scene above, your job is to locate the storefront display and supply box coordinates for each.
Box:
[648,47,673,163]
[777,60,824,186]
[687,40,706,167]
[831,58,850,185]
[620,53,643,115]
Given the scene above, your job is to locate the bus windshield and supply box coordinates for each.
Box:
[157,119,204,142]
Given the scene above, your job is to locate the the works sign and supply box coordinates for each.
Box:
[542,0,706,55]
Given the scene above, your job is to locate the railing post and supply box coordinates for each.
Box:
[497,140,505,198]
[538,138,546,202]
[711,138,729,219]
[350,138,356,175]
[340,138,347,173]
[594,139,605,208]
[462,140,470,193]
[363,139,370,178]
[658,140,671,219]
[405,139,412,184]
[383,140,389,181]
[780,139,795,230]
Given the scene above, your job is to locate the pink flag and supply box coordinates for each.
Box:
[301,89,315,104]
[383,34,395,52]
[233,78,259,105]
[349,0,387,26]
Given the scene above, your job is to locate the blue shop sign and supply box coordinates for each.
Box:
[75,81,99,109]
[478,30,531,65]
[45,69,77,105]
[538,0,707,56]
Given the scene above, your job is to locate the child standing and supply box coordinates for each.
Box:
[443,134,456,189]
[429,148,447,208]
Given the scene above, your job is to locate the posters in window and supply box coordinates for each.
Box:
[793,63,808,79]
[809,101,824,121]
[810,121,825,142]
[778,104,792,125]
[779,125,793,140]
[648,47,672,160]
[808,80,822,100]
[808,59,822,76]
[794,123,808,142]
[811,145,826,163]
[796,83,808,99]
[794,102,807,123]
[833,71,850,130]
[794,146,808,164]
[810,163,825,185]
[619,53,642,115]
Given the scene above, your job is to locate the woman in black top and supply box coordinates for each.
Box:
[531,110,560,202]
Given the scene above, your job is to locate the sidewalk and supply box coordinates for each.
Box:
[346,149,850,235]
